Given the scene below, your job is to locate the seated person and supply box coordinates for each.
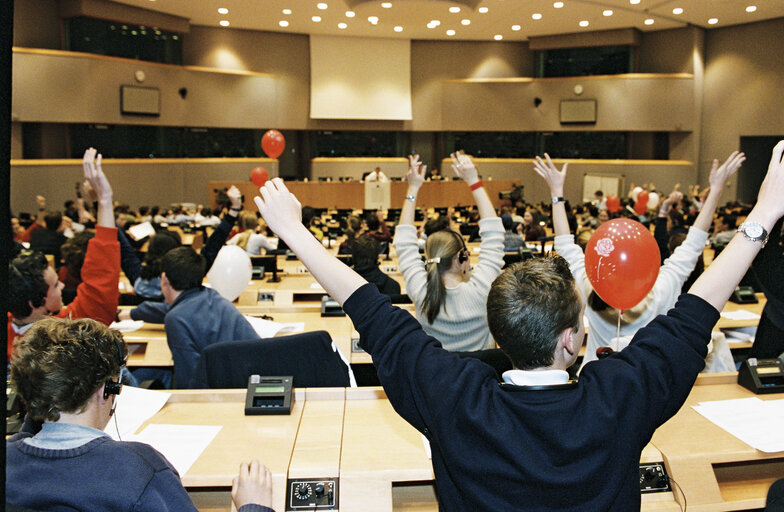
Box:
[8,148,120,360]
[349,236,401,297]
[301,206,324,241]
[501,213,525,252]
[58,231,94,304]
[711,211,737,248]
[29,210,68,264]
[227,211,278,255]
[363,210,392,243]
[252,138,784,511]
[6,317,273,512]
[129,247,258,388]
[393,153,504,352]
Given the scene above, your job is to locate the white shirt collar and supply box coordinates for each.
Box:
[502,369,570,386]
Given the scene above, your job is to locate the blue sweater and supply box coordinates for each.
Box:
[6,432,273,512]
[165,286,259,388]
[344,283,718,511]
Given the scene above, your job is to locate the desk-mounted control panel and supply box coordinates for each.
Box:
[639,463,671,493]
[286,478,337,510]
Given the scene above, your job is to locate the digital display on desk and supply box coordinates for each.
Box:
[256,385,285,393]
[756,367,782,375]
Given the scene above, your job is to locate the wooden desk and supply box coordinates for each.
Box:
[716,293,766,330]
[651,375,784,511]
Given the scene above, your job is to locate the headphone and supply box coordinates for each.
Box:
[103,336,126,416]
[451,230,469,265]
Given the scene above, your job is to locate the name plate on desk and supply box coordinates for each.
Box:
[738,357,784,394]
[245,375,294,415]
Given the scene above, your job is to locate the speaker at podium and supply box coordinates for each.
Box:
[364,180,390,210]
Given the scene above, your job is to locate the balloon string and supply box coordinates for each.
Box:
[616,310,622,344]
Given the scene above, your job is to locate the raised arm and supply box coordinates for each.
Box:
[450,151,496,219]
[82,148,114,228]
[399,154,426,226]
[692,151,745,232]
[255,179,366,305]
[201,185,242,271]
[532,154,569,236]
[689,141,784,311]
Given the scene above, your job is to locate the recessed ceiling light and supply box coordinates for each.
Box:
[579,20,589,27]
[430,19,441,26]
[279,20,289,27]
[382,2,392,8]
[461,19,471,25]
[708,18,719,25]
[446,29,456,36]
[338,22,347,29]
[644,18,654,25]
[312,16,322,22]
[673,7,683,15]
[746,5,757,13]
[478,7,489,13]
[630,0,640,4]
[603,10,613,16]
[494,34,503,40]
[368,16,379,24]
[282,9,292,15]
[345,11,355,17]
[449,7,460,13]
[217,7,228,15]
[532,13,542,20]
[219,20,230,27]
[554,2,564,8]
[512,24,521,30]
[317,3,328,9]
[394,25,403,32]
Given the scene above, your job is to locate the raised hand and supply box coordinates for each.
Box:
[227,185,243,210]
[450,151,479,185]
[231,460,273,510]
[532,153,567,195]
[709,151,746,191]
[406,154,427,190]
[82,147,113,203]
[254,178,303,238]
[662,190,683,207]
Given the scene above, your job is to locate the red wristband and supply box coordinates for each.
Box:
[469,181,483,191]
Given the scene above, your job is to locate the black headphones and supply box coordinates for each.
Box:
[103,336,126,400]
[451,230,469,264]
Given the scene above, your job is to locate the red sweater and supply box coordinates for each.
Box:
[7,226,120,358]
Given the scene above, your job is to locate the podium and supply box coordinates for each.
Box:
[364,180,390,210]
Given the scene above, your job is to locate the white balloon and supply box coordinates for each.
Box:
[206,245,252,302]
[646,192,660,210]
[630,186,643,200]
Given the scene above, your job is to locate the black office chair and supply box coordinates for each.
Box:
[455,348,513,381]
[190,331,354,389]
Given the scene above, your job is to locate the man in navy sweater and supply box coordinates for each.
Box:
[253,144,784,511]
[6,317,273,512]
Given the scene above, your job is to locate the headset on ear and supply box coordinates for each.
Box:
[452,230,469,264]
[103,336,126,401]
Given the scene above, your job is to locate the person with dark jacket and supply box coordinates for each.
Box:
[350,236,401,297]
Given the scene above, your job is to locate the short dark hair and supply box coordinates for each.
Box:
[60,231,94,281]
[487,257,582,370]
[161,247,205,291]
[302,206,316,227]
[365,212,380,231]
[424,217,449,236]
[8,251,50,318]
[10,318,127,422]
[44,211,63,232]
[718,213,737,230]
[140,231,182,280]
[350,236,380,268]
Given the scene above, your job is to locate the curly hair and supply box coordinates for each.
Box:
[10,318,127,422]
[60,231,94,281]
[487,256,582,370]
[8,251,50,318]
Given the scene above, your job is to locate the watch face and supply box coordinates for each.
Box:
[745,224,763,238]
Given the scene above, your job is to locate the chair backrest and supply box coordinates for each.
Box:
[190,331,352,389]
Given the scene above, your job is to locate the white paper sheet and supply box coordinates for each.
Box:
[127,221,156,241]
[310,282,325,290]
[244,315,305,339]
[104,386,171,440]
[692,398,784,453]
[109,320,145,333]
[130,424,222,476]
[720,310,761,321]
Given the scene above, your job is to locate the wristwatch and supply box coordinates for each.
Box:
[552,196,565,205]
[737,221,769,247]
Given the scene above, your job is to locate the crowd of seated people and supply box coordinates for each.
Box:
[8,143,784,511]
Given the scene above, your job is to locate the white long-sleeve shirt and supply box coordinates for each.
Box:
[554,227,709,370]
[394,218,505,352]
[227,232,278,255]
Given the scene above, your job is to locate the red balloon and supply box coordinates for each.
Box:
[250,167,269,187]
[261,130,285,159]
[584,218,660,310]
[606,195,621,213]
[634,190,649,215]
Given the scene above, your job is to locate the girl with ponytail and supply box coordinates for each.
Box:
[394,151,505,352]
